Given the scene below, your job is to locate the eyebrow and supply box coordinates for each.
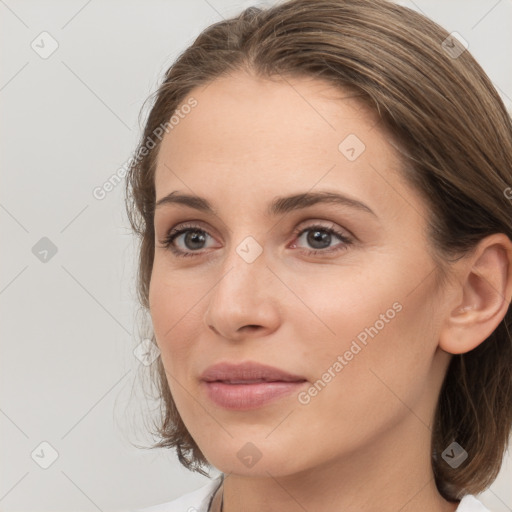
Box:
[155,190,377,218]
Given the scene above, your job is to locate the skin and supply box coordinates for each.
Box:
[149,69,512,512]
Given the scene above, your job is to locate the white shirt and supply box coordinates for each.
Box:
[133,474,492,512]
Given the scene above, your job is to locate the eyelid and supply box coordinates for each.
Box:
[294,218,355,240]
[158,215,353,238]
[157,218,217,239]
[158,218,350,243]
[159,218,355,258]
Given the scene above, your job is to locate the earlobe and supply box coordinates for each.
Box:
[438,233,512,355]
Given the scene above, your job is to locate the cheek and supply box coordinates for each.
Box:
[292,305,433,454]
[148,261,209,385]
[291,263,436,415]
[148,264,188,362]
[149,257,194,336]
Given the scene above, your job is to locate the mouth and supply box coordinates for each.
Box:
[209,378,307,384]
[200,361,307,383]
[200,361,307,411]
[199,361,308,410]
[201,379,308,410]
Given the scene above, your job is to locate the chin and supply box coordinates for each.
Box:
[202,441,308,478]
[212,458,300,477]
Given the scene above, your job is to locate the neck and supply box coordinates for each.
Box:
[220,414,459,512]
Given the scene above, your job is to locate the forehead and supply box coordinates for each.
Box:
[154,71,419,220]
[157,71,378,163]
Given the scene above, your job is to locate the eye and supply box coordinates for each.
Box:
[158,221,353,258]
[290,222,353,255]
[159,222,216,258]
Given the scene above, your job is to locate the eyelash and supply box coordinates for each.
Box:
[159,222,353,258]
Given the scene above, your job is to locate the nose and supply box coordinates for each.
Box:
[203,243,281,342]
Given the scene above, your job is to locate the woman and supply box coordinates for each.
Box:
[125,0,512,510]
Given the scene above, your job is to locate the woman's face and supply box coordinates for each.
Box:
[149,70,453,477]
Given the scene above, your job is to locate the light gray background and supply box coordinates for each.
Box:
[1,0,511,511]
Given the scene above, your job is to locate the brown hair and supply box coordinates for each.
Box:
[124,0,512,500]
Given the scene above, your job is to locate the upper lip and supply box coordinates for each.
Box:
[200,361,307,383]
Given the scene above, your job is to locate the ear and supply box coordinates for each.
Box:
[439,233,512,355]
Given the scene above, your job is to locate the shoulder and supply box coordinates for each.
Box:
[456,494,492,512]
[132,475,223,512]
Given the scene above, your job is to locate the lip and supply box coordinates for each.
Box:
[200,361,306,383]
[200,361,308,410]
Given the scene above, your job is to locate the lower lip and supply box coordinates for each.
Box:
[202,380,307,410]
